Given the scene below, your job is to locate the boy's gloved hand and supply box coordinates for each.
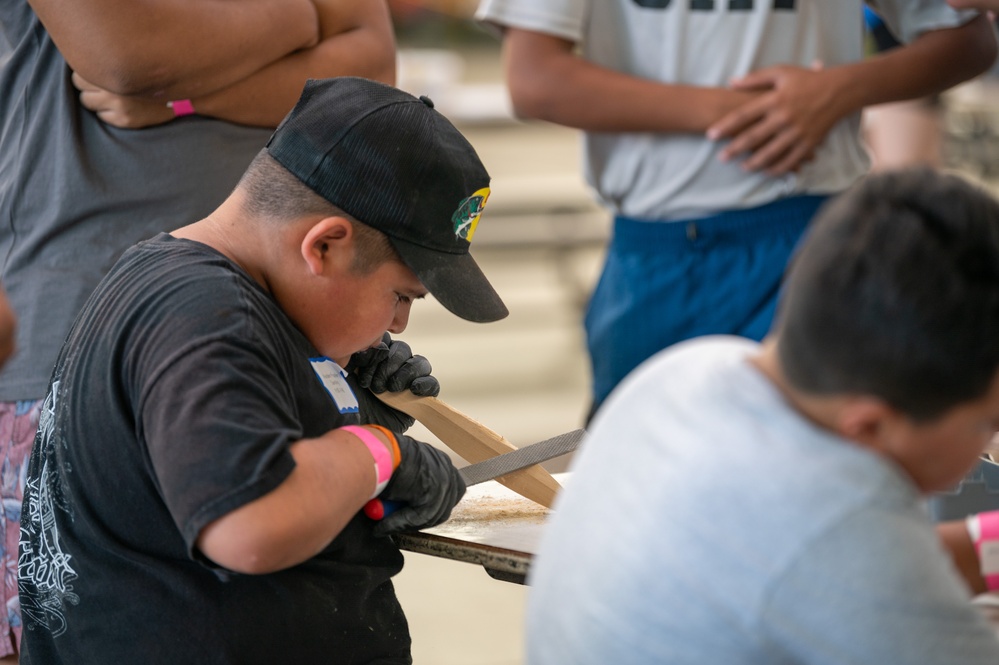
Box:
[373,433,466,537]
[346,333,440,432]
[348,333,440,395]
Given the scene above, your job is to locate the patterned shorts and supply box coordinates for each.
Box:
[0,400,42,657]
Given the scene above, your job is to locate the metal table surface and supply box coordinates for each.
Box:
[394,473,568,584]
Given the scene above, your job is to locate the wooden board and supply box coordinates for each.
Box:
[376,391,563,508]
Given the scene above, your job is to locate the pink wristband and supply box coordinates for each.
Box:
[340,426,393,499]
[167,99,195,117]
[970,511,999,591]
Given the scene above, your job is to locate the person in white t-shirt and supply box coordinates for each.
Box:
[476,0,997,420]
[526,168,999,664]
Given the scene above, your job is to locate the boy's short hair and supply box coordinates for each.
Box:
[238,150,400,274]
[776,168,999,420]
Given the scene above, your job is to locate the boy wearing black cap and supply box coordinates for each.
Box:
[16,77,506,664]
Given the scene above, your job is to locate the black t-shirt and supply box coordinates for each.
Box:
[18,234,411,664]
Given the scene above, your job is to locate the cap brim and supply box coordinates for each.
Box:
[389,238,508,323]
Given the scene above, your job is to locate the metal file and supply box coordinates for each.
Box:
[458,428,585,486]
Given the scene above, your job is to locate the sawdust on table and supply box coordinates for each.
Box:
[445,491,551,527]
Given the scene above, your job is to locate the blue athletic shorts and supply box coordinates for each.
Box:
[584,194,829,413]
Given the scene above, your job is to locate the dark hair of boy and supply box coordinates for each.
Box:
[776,168,999,421]
[237,150,401,274]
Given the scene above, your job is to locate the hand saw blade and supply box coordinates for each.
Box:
[458,428,585,487]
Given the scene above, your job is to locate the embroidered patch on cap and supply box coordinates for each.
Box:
[452,187,490,242]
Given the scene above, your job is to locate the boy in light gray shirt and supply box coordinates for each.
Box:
[527,168,999,664]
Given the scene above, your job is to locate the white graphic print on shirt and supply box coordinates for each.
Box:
[18,381,79,637]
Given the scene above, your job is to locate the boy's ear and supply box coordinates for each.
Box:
[835,396,902,451]
[300,216,353,276]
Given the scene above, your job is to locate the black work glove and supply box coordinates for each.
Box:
[346,333,440,432]
[373,433,466,537]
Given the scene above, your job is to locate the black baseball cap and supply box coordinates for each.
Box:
[266,77,508,323]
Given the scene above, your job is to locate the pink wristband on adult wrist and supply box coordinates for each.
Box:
[969,511,999,591]
[167,99,195,117]
[340,426,394,499]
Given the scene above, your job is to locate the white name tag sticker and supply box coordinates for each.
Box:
[309,357,359,415]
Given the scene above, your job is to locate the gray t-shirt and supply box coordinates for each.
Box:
[527,337,999,664]
[0,0,272,400]
[476,0,976,220]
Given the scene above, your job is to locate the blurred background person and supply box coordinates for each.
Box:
[862,6,947,170]
[476,0,997,423]
[0,1,395,660]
